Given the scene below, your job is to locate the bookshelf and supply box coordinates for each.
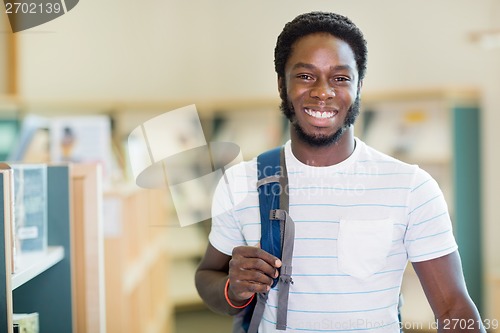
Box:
[103,185,173,333]
[70,163,106,333]
[1,164,73,333]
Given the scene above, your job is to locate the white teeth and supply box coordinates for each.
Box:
[305,108,335,119]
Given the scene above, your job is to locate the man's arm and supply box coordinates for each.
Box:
[195,243,281,316]
[413,250,485,332]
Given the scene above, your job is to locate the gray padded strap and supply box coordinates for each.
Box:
[278,147,289,258]
[279,147,289,213]
[272,209,295,330]
[276,147,293,330]
[256,175,280,188]
[247,292,269,333]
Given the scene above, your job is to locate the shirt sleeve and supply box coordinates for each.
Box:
[208,162,250,256]
[405,167,458,262]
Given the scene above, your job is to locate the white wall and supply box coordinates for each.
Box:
[14,0,500,317]
[16,0,498,99]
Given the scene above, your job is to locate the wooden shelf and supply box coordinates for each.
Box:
[71,163,106,333]
[123,234,167,295]
[12,246,64,290]
[104,187,173,333]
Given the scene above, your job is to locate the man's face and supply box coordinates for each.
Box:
[279,32,361,147]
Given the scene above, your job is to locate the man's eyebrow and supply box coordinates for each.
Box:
[291,62,354,72]
[331,64,355,72]
[291,62,316,71]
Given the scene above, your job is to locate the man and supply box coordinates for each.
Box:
[195,11,484,332]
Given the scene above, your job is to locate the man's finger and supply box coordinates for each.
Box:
[242,246,281,269]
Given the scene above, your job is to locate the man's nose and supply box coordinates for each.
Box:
[310,80,335,100]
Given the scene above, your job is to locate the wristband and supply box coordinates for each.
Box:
[224,279,255,309]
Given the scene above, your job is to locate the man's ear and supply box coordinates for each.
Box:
[278,76,284,96]
[357,79,363,93]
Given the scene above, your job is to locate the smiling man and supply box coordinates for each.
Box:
[195,12,484,333]
[279,31,360,166]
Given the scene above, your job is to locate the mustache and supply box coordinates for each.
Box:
[280,94,361,127]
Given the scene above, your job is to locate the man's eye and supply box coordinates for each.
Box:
[297,74,313,80]
[334,77,350,82]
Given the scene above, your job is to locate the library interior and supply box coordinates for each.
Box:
[1,1,499,332]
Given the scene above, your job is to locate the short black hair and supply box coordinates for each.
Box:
[274,11,368,81]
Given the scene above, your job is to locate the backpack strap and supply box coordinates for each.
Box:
[247,146,295,332]
[273,210,295,330]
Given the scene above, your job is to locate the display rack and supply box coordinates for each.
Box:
[1,164,73,333]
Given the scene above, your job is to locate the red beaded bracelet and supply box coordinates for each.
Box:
[224,279,255,309]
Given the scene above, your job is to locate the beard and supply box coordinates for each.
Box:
[279,88,360,148]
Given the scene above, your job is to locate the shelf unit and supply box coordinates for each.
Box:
[1,164,73,333]
[70,163,106,333]
[103,185,173,333]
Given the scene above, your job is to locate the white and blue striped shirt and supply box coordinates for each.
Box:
[209,138,457,332]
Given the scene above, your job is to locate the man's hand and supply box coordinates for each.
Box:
[227,245,282,304]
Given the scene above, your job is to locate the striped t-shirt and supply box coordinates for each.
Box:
[209,138,457,333]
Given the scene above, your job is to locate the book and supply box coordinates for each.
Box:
[6,115,49,163]
[0,111,20,161]
[12,312,39,333]
[49,115,113,186]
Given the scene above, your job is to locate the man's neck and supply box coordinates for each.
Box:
[290,127,356,167]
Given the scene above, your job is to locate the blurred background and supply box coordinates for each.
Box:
[1,1,499,332]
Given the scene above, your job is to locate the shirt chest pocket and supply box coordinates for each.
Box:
[337,218,394,279]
